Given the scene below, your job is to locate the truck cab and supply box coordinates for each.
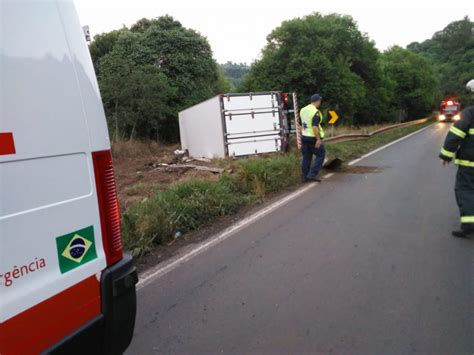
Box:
[0,1,137,353]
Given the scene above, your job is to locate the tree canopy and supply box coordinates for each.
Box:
[241,13,440,124]
[90,13,471,143]
[92,16,226,142]
[219,62,250,91]
[408,17,474,104]
[379,47,439,120]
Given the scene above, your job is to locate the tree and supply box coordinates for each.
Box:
[138,16,223,110]
[98,32,176,141]
[241,13,392,124]
[408,17,473,104]
[379,46,439,119]
[92,16,225,142]
[219,62,250,91]
[89,29,126,75]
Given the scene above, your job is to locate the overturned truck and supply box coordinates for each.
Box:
[179,92,294,158]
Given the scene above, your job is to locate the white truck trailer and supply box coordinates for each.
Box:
[179,92,291,158]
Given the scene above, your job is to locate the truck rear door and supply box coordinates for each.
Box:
[223,93,283,157]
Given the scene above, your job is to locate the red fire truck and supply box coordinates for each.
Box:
[438,97,461,122]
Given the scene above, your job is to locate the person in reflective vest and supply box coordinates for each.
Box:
[439,79,474,238]
[300,94,325,182]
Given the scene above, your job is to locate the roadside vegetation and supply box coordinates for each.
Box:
[87,13,469,258]
[121,120,433,257]
[240,14,441,124]
[408,17,474,105]
[219,62,250,92]
[90,15,471,142]
[90,16,230,142]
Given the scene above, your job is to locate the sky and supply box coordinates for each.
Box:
[75,0,473,64]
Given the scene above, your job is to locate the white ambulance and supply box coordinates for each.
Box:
[0,1,137,353]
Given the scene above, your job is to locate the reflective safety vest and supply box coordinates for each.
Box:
[300,104,325,139]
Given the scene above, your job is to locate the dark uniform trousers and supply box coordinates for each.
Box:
[455,167,474,231]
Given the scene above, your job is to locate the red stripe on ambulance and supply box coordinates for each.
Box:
[0,132,16,155]
[0,276,100,354]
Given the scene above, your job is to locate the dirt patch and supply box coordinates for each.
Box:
[113,143,221,210]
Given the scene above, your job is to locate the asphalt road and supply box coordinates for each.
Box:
[127,123,473,354]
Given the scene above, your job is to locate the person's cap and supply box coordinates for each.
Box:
[466,79,474,93]
[311,94,322,102]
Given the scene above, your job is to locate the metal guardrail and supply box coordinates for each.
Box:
[323,118,430,144]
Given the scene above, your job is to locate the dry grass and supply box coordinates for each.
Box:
[111,139,179,159]
[112,139,222,210]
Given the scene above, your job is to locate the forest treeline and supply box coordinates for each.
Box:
[90,15,473,141]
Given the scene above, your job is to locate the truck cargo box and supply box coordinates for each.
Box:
[179,92,289,158]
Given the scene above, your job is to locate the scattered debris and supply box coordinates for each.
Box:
[190,157,212,163]
[174,149,187,157]
[113,143,223,210]
[160,164,225,174]
[167,231,183,246]
[143,150,216,172]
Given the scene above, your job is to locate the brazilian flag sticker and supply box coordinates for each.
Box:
[56,225,98,274]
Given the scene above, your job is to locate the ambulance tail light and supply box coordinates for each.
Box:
[92,150,123,266]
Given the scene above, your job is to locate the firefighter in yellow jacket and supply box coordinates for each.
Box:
[439,79,474,238]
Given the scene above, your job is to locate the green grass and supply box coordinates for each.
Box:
[231,153,301,197]
[125,182,164,197]
[122,120,433,257]
[122,178,250,256]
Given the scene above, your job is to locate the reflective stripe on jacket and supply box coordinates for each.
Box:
[439,106,474,166]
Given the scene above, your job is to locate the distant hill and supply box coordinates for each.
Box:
[219,62,250,91]
[408,16,474,104]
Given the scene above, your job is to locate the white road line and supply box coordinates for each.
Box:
[137,122,435,289]
[137,181,318,289]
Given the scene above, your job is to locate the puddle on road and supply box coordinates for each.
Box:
[337,165,385,174]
